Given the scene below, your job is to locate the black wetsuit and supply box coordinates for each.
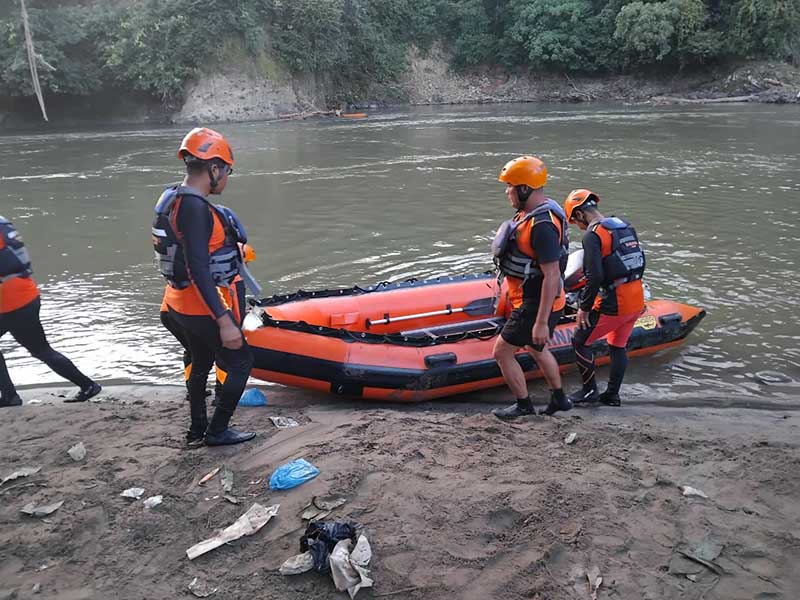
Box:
[163,194,252,439]
[0,297,94,401]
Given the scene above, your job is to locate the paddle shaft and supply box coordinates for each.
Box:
[366,297,495,328]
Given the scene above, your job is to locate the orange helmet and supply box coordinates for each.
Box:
[498,156,547,189]
[178,127,234,166]
[564,189,600,222]
[239,242,256,264]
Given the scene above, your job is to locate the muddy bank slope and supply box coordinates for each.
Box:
[0,384,798,600]
[3,56,798,129]
[396,50,800,106]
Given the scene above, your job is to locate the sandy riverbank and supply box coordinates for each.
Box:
[1,383,798,600]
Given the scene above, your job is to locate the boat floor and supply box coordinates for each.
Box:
[399,312,578,340]
[400,317,506,339]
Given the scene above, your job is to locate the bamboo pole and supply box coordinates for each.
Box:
[19,0,48,122]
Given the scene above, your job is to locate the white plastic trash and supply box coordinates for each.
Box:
[143,495,163,509]
[121,487,145,500]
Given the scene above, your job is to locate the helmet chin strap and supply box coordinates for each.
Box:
[207,164,219,192]
[516,184,533,208]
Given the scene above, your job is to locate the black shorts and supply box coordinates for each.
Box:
[500,303,563,351]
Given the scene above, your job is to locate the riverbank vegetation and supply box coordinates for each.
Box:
[1,0,799,103]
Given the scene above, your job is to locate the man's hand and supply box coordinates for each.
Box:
[531,321,550,347]
[576,308,591,330]
[217,313,244,350]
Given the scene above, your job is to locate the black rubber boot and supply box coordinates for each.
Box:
[205,402,256,446]
[604,346,627,406]
[540,389,573,416]
[493,396,535,420]
[188,395,209,447]
[64,382,102,403]
[568,383,599,404]
[204,427,256,446]
[598,390,622,407]
[0,394,23,407]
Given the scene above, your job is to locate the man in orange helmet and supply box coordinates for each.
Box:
[563,190,646,407]
[0,216,101,406]
[490,156,572,419]
[153,127,256,446]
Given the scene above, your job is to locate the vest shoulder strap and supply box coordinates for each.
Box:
[589,221,614,258]
[599,216,628,230]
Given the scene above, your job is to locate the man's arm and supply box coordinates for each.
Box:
[579,231,604,312]
[531,222,562,346]
[175,196,229,319]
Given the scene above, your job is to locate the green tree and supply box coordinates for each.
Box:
[268,0,347,74]
[614,1,677,65]
[614,0,712,67]
[507,0,602,71]
[1,0,799,105]
[730,0,800,63]
[0,5,112,96]
[437,0,499,67]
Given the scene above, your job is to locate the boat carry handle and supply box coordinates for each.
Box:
[425,352,457,368]
[365,297,495,329]
[658,313,681,327]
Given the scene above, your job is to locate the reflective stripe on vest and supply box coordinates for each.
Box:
[493,199,569,282]
[0,216,33,282]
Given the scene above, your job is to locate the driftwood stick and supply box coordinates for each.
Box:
[652,95,756,105]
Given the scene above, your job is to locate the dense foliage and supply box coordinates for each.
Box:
[0,0,798,102]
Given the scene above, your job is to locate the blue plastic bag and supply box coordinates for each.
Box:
[269,458,320,491]
[239,388,267,407]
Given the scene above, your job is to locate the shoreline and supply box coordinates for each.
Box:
[2,61,798,131]
[2,92,796,133]
[1,383,798,599]
[11,382,800,413]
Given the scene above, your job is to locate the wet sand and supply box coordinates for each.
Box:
[1,383,798,600]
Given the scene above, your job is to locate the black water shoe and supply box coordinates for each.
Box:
[0,394,22,407]
[493,397,535,420]
[599,391,622,407]
[186,431,205,448]
[568,386,599,404]
[65,382,102,403]
[186,430,205,448]
[540,392,573,416]
[204,427,256,446]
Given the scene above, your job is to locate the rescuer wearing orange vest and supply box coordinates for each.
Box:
[153,128,255,446]
[491,156,573,419]
[563,189,646,407]
[0,216,101,406]
[159,242,256,413]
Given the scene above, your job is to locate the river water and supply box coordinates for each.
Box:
[1,104,798,403]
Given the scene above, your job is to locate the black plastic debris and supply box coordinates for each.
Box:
[300,521,358,573]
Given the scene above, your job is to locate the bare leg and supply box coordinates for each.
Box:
[493,336,528,398]
[527,346,561,391]
[492,336,534,419]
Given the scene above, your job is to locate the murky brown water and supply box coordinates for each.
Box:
[1,104,799,402]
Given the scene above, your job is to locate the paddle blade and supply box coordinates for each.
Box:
[463,297,497,316]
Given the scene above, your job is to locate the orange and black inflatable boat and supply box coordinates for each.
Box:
[244,272,705,402]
